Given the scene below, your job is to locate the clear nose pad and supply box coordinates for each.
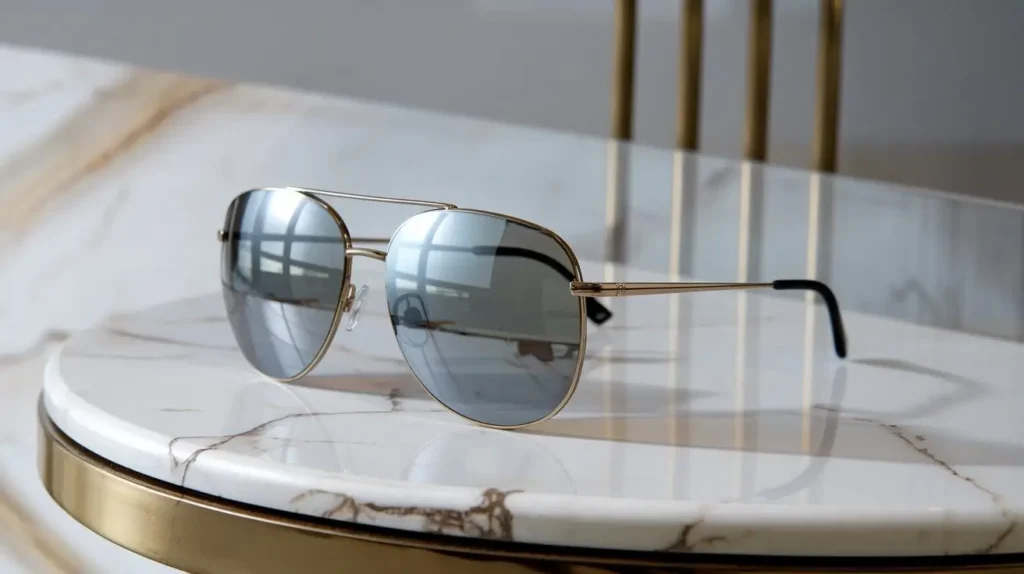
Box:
[344,285,370,332]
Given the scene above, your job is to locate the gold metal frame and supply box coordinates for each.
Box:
[219,186,589,431]
[570,282,772,297]
[219,186,845,431]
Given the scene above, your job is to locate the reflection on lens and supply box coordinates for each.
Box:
[384,210,583,427]
[221,188,347,380]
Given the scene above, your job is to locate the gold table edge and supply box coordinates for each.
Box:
[36,400,1024,573]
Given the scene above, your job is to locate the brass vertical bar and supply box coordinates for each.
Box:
[744,0,773,161]
[676,0,704,150]
[813,0,845,172]
[611,0,637,140]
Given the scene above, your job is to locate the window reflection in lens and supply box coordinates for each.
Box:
[221,189,348,380]
[384,210,583,427]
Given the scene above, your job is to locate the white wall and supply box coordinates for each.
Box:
[0,0,1021,201]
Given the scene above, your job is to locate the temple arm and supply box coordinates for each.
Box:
[569,279,847,358]
[350,239,612,325]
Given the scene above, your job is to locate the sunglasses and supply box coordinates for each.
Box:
[218,187,847,430]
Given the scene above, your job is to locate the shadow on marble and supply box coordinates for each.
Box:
[293,370,716,419]
[842,357,986,419]
[527,409,1024,467]
[526,364,1024,468]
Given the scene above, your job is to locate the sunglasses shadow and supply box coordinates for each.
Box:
[525,361,1024,468]
[292,370,717,419]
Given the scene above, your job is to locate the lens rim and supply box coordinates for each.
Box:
[222,187,354,383]
[383,207,588,430]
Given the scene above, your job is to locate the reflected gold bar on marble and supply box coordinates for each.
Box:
[744,0,773,161]
[802,173,824,458]
[0,483,83,573]
[611,0,637,140]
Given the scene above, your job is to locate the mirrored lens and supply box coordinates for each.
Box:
[221,189,348,379]
[384,210,583,427]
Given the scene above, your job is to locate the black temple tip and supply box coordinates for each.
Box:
[772,279,847,359]
[585,298,613,325]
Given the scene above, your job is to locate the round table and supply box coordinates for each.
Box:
[39,276,1024,572]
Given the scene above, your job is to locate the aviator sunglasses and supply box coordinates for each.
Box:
[219,187,847,430]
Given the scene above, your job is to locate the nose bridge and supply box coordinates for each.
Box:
[346,247,387,262]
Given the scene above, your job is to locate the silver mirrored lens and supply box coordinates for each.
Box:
[221,189,347,379]
[384,210,583,427]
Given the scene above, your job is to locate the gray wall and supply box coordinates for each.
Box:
[0,0,1021,201]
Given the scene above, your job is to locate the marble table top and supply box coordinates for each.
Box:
[4,42,1024,568]
[44,264,1024,557]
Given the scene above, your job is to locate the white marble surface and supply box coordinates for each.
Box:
[4,42,1024,570]
[44,265,1024,557]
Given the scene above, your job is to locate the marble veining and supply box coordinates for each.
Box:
[40,277,1024,557]
[835,410,1016,554]
[166,404,431,488]
[291,488,519,540]
[3,42,1024,569]
[0,69,223,240]
[665,507,730,553]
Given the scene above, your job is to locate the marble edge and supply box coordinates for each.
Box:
[39,340,1024,557]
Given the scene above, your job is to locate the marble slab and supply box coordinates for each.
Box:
[43,262,1024,557]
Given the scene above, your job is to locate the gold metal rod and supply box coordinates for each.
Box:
[676,0,704,150]
[611,0,637,140]
[345,247,386,261]
[570,281,771,297]
[812,0,845,172]
[744,0,773,161]
[281,186,457,209]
